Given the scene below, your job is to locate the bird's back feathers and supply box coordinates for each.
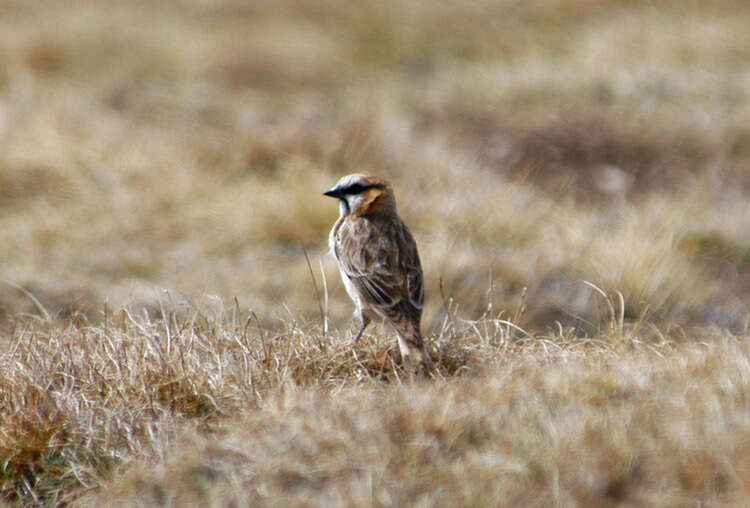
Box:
[332,211,424,339]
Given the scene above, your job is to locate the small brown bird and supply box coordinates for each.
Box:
[324,174,433,371]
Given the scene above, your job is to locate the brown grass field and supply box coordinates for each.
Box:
[1,0,750,505]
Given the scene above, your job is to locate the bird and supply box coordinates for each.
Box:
[324,174,434,372]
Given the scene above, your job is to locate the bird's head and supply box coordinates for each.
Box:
[324,174,396,216]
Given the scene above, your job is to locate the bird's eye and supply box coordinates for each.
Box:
[344,183,371,194]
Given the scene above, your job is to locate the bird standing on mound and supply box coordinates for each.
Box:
[324,174,434,372]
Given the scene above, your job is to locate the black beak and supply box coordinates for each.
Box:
[324,188,342,198]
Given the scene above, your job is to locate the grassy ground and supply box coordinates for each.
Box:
[1,0,749,505]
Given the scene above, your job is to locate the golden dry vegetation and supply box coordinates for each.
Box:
[1,0,749,505]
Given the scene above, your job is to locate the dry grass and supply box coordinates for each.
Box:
[1,0,750,505]
[3,304,750,506]
[86,337,750,507]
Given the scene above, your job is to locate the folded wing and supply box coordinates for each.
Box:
[335,216,424,326]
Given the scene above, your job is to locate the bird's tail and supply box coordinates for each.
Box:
[396,331,434,373]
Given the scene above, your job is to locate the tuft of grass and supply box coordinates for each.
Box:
[0,291,742,506]
[0,292,748,506]
[43,307,745,507]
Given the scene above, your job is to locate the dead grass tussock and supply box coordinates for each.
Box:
[0,300,471,504]
[0,291,746,506]
[33,308,741,507]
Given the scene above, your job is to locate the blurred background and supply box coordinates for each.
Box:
[1,0,748,335]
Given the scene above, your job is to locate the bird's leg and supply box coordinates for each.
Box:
[352,314,371,344]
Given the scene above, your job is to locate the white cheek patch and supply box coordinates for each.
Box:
[338,199,350,217]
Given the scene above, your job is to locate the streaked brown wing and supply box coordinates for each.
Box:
[335,215,423,323]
